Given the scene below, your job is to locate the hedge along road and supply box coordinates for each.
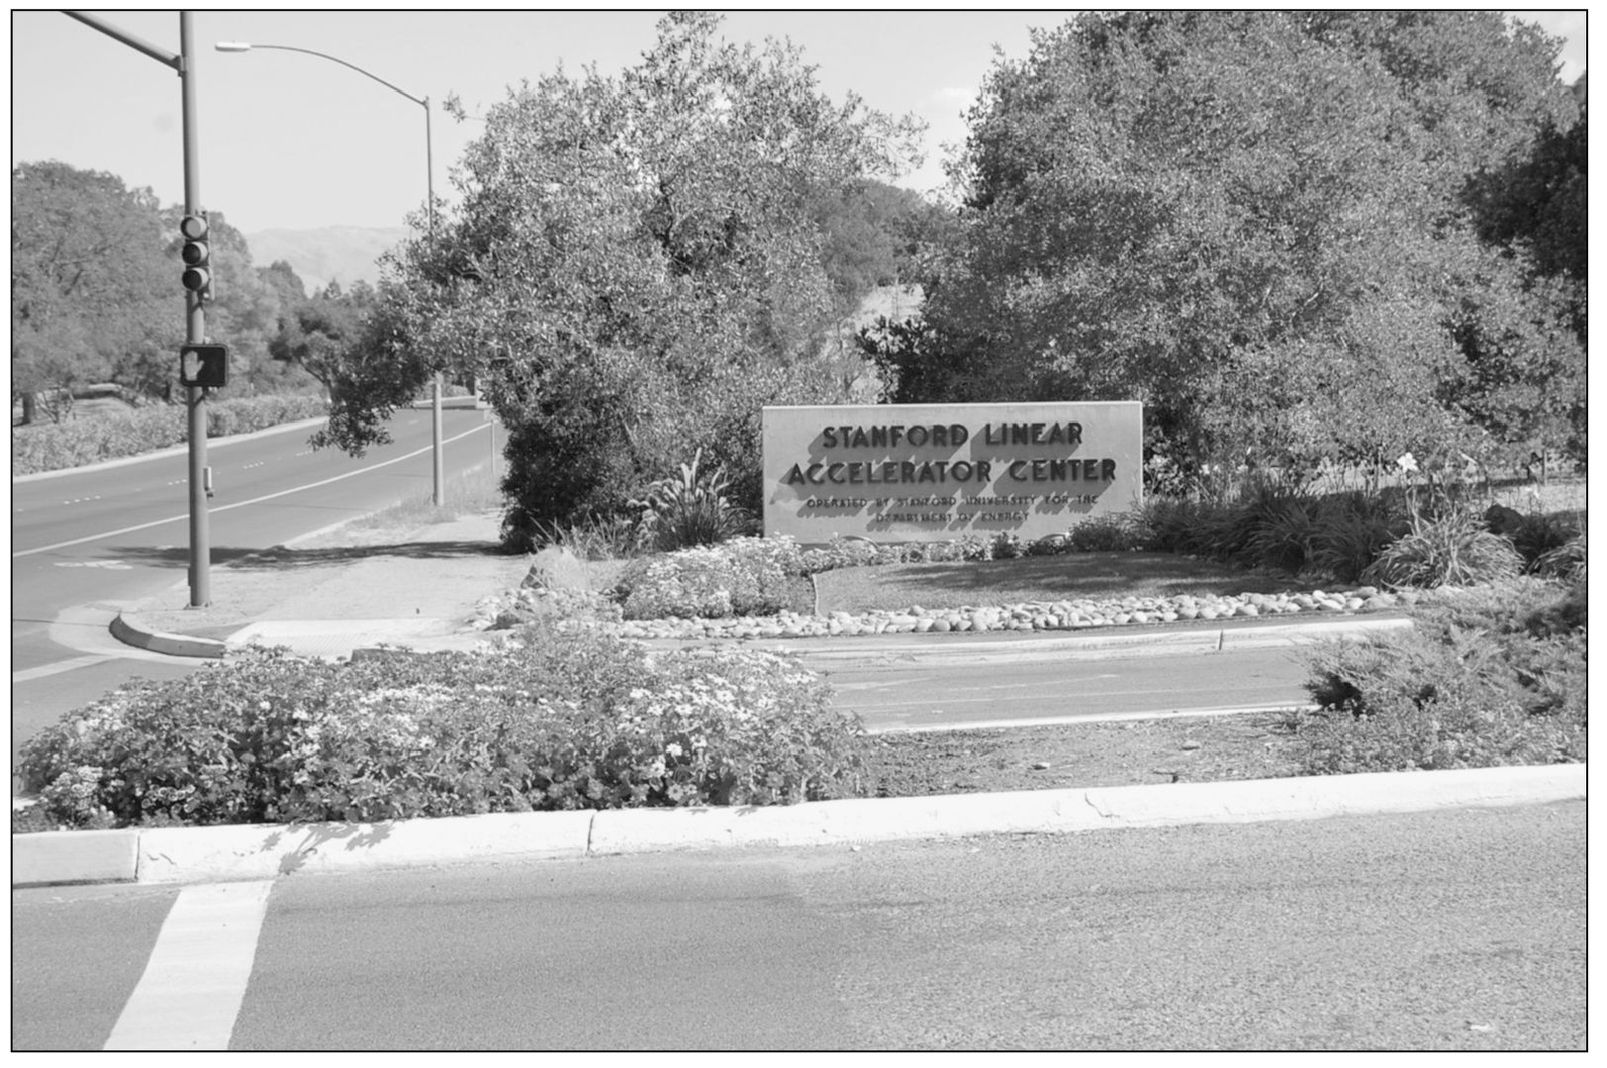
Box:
[10,408,497,786]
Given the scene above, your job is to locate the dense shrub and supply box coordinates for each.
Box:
[12,394,328,475]
[1532,533,1586,583]
[18,627,867,829]
[1066,513,1148,552]
[1296,577,1586,774]
[1131,496,1210,555]
[1307,491,1407,583]
[1502,511,1583,572]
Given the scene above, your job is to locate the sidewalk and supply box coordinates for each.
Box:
[112,509,530,660]
[19,512,1578,888]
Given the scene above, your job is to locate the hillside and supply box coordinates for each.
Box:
[821,284,923,403]
[244,226,408,293]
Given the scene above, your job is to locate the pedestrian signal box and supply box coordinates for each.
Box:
[179,343,229,388]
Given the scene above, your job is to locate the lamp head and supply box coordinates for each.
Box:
[214,41,253,52]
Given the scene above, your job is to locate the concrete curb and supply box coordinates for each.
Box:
[12,764,1584,888]
[109,613,227,660]
[109,607,1412,663]
[765,614,1413,663]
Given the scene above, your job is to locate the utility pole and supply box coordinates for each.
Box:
[67,11,211,605]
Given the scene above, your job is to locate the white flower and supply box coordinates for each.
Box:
[1396,452,1419,473]
[665,742,683,759]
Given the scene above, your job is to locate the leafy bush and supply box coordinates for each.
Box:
[612,537,809,619]
[1362,505,1524,588]
[1131,496,1211,555]
[1502,511,1582,572]
[1532,533,1586,583]
[630,450,755,552]
[12,394,328,475]
[1296,577,1586,774]
[1067,514,1146,552]
[19,627,867,829]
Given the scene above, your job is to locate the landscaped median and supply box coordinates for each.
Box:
[12,763,1586,887]
[14,510,1586,890]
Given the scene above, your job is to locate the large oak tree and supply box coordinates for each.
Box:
[867,11,1583,483]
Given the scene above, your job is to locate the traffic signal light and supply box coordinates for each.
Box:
[179,213,212,299]
[179,343,229,388]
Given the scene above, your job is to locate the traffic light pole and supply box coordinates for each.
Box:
[179,14,210,606]
[66,11,210,605]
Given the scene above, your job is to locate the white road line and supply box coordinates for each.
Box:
[11,653,114,683]
[13,422,490,558]
[865,703,1316,734]
[104,880,275,1050]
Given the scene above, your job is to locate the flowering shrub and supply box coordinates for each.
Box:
[13,394,328,474]
[613,537,808,619]
[18,626,865,828]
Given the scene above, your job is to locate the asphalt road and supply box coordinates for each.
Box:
[11,800,1584,1050]
[10,407,499,781]
[806,638,1315,732]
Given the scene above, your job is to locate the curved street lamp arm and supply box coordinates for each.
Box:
[244,43,426,108]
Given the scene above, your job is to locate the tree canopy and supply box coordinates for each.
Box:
[11,162,176,411]
[10,160,325,413]
[865,10,1584,482]
[316,11,926,545]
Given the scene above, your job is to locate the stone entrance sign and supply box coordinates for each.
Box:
[763,402,1143,543]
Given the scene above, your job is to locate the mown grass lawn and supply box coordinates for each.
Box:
[813,551,1306,614]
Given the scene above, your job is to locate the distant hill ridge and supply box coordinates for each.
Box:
[244,225,407,293]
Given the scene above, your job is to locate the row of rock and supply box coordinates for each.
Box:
[537,586,1418,642]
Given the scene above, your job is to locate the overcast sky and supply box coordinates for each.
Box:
[7,7,1588,234]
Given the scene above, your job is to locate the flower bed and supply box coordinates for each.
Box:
[18,624,866,830]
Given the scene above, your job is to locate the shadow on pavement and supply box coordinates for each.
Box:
[108,539,520,571]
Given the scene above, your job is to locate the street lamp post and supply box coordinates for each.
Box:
[215,40,444,506]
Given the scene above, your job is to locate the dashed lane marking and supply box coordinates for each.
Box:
[104,880,275,1050]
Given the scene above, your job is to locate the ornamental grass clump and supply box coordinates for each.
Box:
[631,449,755,552]
[1362,504,1524,588]
[18,625,867,829]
